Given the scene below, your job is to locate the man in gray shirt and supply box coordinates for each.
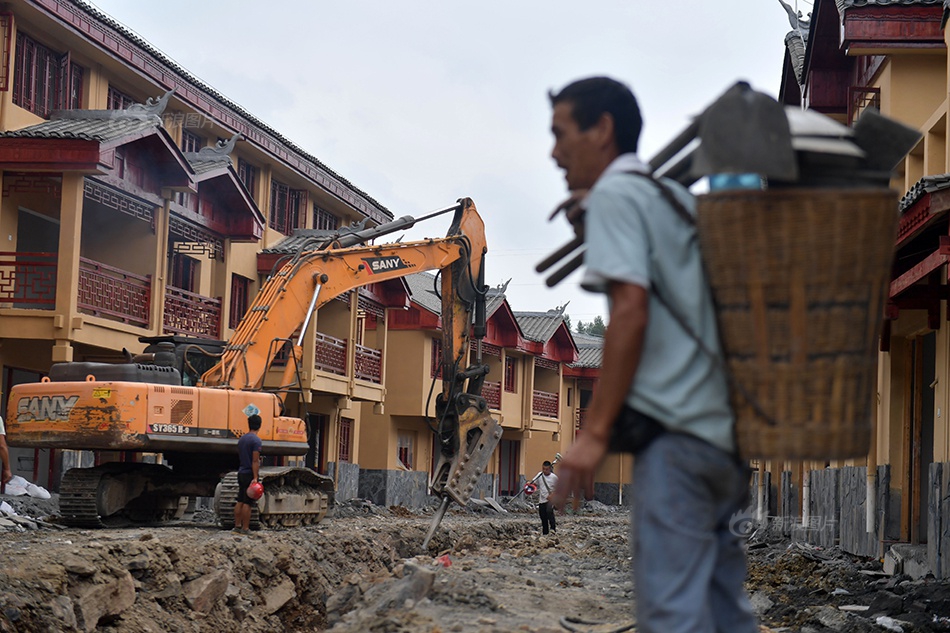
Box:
[548,76,758,633]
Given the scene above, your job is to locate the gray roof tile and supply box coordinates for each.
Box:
[567,332,603,369]
[513,306,568,343]
[784,31,807,85]
[0,110,161,142]
[900,173,950,211]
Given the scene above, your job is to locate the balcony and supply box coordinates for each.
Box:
[354,342,382,384]
[575,407,588,431]
[78,257,151,327]
[483,380,501,410]
[0,251,57,309]
[315,332,346,375]
[163,286,221,338]
[532,389,559,418]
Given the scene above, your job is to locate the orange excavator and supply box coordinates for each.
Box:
[6,198,503,536]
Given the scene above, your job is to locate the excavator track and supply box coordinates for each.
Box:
[214,466,334,529]
[59,464,187,528]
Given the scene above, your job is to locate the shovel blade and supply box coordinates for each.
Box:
[691,81,799,181]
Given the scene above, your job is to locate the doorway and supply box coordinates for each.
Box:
[498,439,521,496]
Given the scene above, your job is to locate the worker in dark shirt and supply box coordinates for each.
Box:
[233,414,262,534]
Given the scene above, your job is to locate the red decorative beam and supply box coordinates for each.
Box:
[890,243,950,298]
[843,6,944,50]
[0,138,103,171]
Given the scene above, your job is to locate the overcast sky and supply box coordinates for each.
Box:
[87,0,810,326]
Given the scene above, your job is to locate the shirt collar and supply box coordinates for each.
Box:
[600,153,650,180]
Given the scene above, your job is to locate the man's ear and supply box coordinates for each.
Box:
[593,112,617,152]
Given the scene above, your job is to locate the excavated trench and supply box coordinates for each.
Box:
[1,495,950,632]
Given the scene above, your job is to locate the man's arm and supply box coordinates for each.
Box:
[0,435,12,484]
[550,281,648,507]
[252,448,260,482]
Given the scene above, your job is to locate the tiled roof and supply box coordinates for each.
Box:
[568,332,603,369]
[404,271,508,317]
[261,218,374,256]
[513,305,568,343]
[0,109,161,142]
[838,0,942,14]
[900,173,950,211]
[68,0,391,221]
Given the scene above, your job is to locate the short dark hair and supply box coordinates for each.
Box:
[247,414,262,431]
[543,460,553,467]
[549,76,642,154]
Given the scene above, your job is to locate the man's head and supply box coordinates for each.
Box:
[549,76,642,191]
[247,414,262,431]
[542,460,553,474]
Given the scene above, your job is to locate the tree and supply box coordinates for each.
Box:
[575,320,588,335]
[563,314,572,333]
[588,315,606,337]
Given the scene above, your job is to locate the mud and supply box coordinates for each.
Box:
[0,495,947,632]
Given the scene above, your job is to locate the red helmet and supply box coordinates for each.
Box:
[247,481,264,501]
[524,482,538,495]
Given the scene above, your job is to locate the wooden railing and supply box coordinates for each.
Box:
[575,407,588,431]
[0,251,57,308]
[483,380,501,410]
[78,257,150,326]
[532,389,559,418]
[354,342,382,384]
[163,286,221,338]
[314,332,346,375]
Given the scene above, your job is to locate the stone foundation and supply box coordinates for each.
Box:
[327,461,360,503]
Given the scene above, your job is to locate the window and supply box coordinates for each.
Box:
[229,274,251,330]
[107,85,136,110]
[504,356,517,393]
[430,338,443,379]
[269,179,304,235]
[314,205,339,231]
[181,130,202,153]
[397,432,414,470]
[169,252,198,292]
[338,417,353,463]
[13,31,83,117]
[237,158,258,198]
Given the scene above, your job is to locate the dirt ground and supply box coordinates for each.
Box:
[0,494,948,632]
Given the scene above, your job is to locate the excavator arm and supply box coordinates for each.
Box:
[200,198,503,544]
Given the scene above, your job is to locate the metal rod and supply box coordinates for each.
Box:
[298,282,323,346]
[648,119,700,172]
[422,496,451,549]
[536,236,584,274]
[413,202,463,225]
[545,250,585,288]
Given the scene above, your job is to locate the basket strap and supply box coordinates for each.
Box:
[626,172,779,430]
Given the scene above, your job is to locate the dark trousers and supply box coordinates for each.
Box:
[538,501,556,534]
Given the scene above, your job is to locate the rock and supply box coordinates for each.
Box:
[749,590,774,616]
[182,569,230,614]
[70,570,135,633]
[368,562,435,612]
[152,572,182,600]
[813,605,850,629]
[868,590,903,616]
[262,578,296,615]
[62,555,98,577]
[48,595,77,630]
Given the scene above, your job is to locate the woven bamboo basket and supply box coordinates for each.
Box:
[696,188,898,460]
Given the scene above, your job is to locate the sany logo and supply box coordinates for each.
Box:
[17,395,79,423]
[361,256,409,275]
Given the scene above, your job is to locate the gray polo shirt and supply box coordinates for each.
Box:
[581,162,735,453]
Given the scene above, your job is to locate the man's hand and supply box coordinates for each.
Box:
[550,430,608,509]
[1,468,11,485]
